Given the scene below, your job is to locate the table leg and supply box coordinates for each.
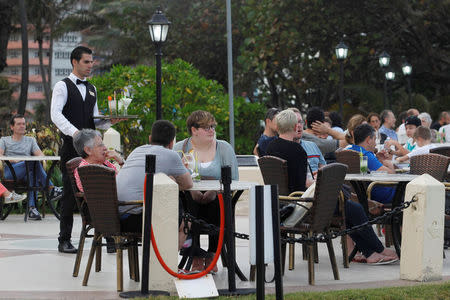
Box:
[390,182,407,257]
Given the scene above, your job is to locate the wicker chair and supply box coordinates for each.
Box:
[335,149,360,174]
[410,153,450,181]
[430,146,450,158]
[429,147,450,181]
[281,163,348,285]
[257,156,348,284]
[78,164,141,292]
[66,157,97,277]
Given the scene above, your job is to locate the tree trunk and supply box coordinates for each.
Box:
[17,0,29,115]
[38,37,51,124]
[0,1,16,73]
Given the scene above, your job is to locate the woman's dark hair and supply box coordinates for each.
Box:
[306,106,325,128]
[328,112,343,128]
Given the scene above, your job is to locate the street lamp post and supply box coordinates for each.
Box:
[385,68,395,109]
[379,51,390,109]
[335,41,348,116]
[402,62,412,107]
[147,9,170,120]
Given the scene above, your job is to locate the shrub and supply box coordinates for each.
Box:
[89,59,265,155]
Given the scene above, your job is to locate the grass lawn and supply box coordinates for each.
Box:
[138,281,450,299]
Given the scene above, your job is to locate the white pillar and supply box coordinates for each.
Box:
[146,173,179,292]
[400,174,445,281]
[103,127,121,152]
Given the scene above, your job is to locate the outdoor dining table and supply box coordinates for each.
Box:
[345,172,419,256]
[0,155,60,221]
[184,179,257,293]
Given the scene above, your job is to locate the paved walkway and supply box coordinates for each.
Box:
[0,210,449,299]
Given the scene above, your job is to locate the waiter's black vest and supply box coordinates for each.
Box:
[61,78,96,141]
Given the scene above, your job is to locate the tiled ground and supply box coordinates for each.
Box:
[0,210,449,299]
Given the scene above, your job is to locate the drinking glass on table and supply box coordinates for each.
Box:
[179,151,200,181]
[360,156,368,175]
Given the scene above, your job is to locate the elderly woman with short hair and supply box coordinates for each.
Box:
[72,129,126,253]
[73,129,124,192]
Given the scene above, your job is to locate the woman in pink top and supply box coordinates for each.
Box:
[72,129,125,253]
[73,129,124,192]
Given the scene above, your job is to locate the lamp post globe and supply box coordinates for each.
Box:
[335,41,348,60]
[402,62,413,106]
[402,62,412,76]
[379,51,390,68]
[385,70,395,81]
[147,10,171,120]
[335,41,348,116]
[147,9,171,43]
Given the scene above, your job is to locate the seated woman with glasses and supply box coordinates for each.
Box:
[173,110,238,273]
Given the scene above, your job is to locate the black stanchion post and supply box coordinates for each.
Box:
[218,166,255,296]
[120,154,169,298]
[222,166,235,291]
[255,185,265,300]
[270,185,283,300]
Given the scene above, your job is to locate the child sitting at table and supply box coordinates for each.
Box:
[384,115,422,156]
[396,126,436,162]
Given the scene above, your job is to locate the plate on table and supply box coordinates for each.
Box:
[93,115,138,119]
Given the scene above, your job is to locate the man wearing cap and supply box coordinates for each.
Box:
[384,115,422,157]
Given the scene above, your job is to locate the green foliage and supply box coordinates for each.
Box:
[89,59,265,155]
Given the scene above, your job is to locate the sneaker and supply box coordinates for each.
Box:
[29,207,42,220]
[4,192,27,204]
[50,186,63,199]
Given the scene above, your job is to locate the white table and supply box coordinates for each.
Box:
[0,156,60,161]
[188,180,257,192]
[345,173,418,182]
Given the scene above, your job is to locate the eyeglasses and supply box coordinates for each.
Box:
[298,120,305,125]
[199,125,216,131]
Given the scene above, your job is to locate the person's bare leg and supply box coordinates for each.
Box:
[178,221,187,251]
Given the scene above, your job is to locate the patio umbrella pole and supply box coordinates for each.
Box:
[120,154,169,298]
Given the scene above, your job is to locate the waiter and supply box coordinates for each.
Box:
[51,46,121,253]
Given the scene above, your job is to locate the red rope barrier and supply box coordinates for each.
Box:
[149,192,225,279]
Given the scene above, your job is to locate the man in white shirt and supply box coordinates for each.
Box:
[50,46,122,253]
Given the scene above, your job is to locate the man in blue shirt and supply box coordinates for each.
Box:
[379,109,398,141]
[348,123,396,204]
[254,107,280,156]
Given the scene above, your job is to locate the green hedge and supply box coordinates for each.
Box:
[90,59,265,155]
